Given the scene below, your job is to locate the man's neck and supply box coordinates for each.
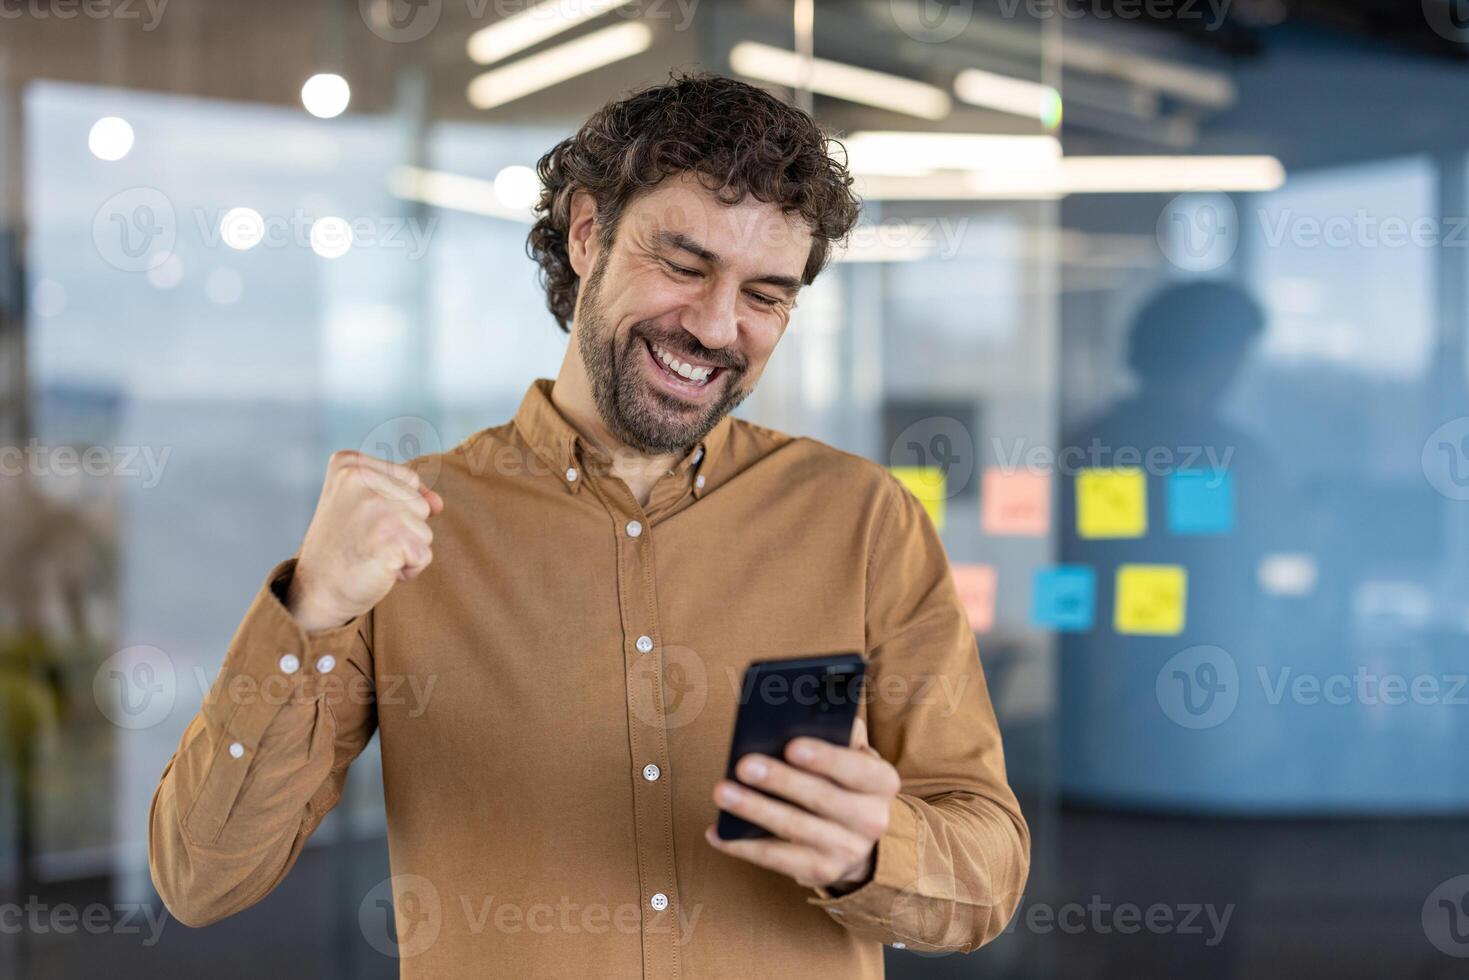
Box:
[550,363,681,508]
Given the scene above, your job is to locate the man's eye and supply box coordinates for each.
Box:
[666,262,701,278]
[746,291,780,308]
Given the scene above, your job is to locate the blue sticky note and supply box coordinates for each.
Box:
[1167,470,1235,535]
[1031,566,1096,632]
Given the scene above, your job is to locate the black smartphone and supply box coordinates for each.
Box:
[715,652,867,841]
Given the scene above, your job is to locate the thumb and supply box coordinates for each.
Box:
[421,485,445,515]
[850,716,882,758]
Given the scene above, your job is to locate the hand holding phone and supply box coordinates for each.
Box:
[715,653,867,840]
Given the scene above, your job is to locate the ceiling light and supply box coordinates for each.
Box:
[302,74,351,119]
[954,68,1062,128]
[467,0,636,65]
[729,42,950,121]
[467,22,652,110]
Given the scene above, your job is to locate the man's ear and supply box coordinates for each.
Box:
[566,188,599,279]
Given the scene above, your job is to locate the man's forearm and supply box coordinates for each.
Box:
[148,560,376,926]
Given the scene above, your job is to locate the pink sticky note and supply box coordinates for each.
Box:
[951,563,997,633]
[982,469,1050,536]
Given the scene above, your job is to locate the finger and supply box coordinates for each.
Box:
[397,490,432,521]
[421,486,445,515]
[394,535,433,577]
[703,826,846,889]
[785,738,901,797]
[734,754,877,833]
[337,451,423,491]
[399,514,434,545]
[851,716,882,759]
[714,779,869,854]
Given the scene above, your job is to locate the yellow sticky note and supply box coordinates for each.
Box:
[1077,468,1147,539]
[890,466,946,530]
[1115,564,1187,635]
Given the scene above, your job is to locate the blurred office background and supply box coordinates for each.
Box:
[3,0,1469,976]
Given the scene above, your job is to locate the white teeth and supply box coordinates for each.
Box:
[651,343,713,384]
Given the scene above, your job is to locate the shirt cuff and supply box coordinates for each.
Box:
[805,794,921,940]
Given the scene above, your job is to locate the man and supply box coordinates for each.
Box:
[149,71,1029,977]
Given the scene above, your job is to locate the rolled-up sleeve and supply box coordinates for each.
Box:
[808,474,1031,953]
[148,558,378,927]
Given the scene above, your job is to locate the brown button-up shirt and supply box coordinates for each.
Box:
[149,379,1029,978]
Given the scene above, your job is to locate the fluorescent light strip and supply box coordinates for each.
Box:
[468,22,653,110]
[467,0,636,65]
[953,68,1062,127]
[1062,37,1235,109]
[729,42,950,121]
[389,166,535,222]
[1055,156,1285,193]
[843,131,1061,176]
[856,155,1285,199]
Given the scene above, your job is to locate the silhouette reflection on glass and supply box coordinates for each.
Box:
[1057,280,1305,811]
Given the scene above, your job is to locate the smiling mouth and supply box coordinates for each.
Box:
[643,338,723,390]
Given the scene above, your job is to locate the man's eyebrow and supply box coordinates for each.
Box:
[653,230,803,295]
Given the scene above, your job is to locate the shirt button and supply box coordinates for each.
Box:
[317,655,337,674]
[650,893,668,911]
[695,475,706,489]
[278,653,300,675]
[228,742,245,759]
[566,467,578,482]
[892,942,906,949]
[636,635,653,653]
[626,520,643,538]
[642,763,661,782]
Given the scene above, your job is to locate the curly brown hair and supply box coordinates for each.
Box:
[526,70,863,332]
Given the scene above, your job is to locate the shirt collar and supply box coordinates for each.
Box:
[512,379,731,496]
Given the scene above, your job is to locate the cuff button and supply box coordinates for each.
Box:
[317,655,337,674]
[279,653,301,675]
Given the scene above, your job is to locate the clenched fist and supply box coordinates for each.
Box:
[285,450,444,631]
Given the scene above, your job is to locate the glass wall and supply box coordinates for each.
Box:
[1,2,1059,977]
[8,1,1469,977]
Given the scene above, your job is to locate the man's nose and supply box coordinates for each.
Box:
[680,283,739,351]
